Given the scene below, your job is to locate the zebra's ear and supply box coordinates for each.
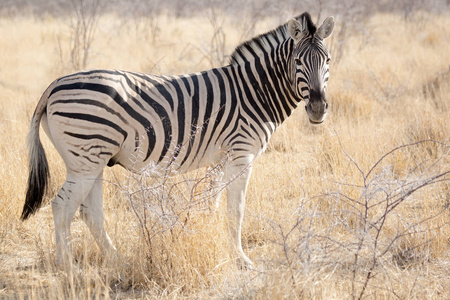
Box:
[288,19,307,43]
[316,16,335,40]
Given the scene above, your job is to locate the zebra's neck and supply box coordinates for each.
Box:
[228,24,301,127]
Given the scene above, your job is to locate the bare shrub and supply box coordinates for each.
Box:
[69,0,102,70]
[270,138,449,299]
[198,8,228,68]
[114,147,232,287]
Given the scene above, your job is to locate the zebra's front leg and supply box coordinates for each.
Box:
[225,160,254,268]
[205,166,224,210]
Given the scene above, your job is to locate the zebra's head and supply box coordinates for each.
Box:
[288,14,335,124]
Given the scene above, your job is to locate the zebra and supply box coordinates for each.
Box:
[21,12,334,268]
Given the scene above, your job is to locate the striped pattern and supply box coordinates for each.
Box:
[44,13,333,176]
[22,12,334,268]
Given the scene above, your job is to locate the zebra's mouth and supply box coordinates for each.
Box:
[309,119,324,125]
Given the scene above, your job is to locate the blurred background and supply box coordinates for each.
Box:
[1,0,449,18]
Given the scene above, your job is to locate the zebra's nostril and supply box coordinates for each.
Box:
[325,102,329,110]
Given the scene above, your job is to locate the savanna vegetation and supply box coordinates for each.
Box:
[0,0,449,298]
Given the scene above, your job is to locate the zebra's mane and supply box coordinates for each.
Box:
[229,12,316,65]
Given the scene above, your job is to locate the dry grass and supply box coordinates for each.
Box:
[0,11,449,299]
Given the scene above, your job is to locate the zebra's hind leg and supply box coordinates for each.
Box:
[52,171,101,269]
[79,171,117,260]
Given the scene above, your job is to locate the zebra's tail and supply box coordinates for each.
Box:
[21,93,50,221]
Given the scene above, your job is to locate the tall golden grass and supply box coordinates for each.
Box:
[0,11,449,299]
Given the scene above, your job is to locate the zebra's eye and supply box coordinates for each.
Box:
[326,57,331,64]
[295,58,302,66]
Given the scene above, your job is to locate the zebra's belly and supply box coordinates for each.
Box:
[111,140,228,177]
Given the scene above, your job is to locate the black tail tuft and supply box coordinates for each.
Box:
[21,116,50,221]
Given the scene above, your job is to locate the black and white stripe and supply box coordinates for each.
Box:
[22,12,335,268]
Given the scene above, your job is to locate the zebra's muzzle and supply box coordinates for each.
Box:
[305,98,328,124]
